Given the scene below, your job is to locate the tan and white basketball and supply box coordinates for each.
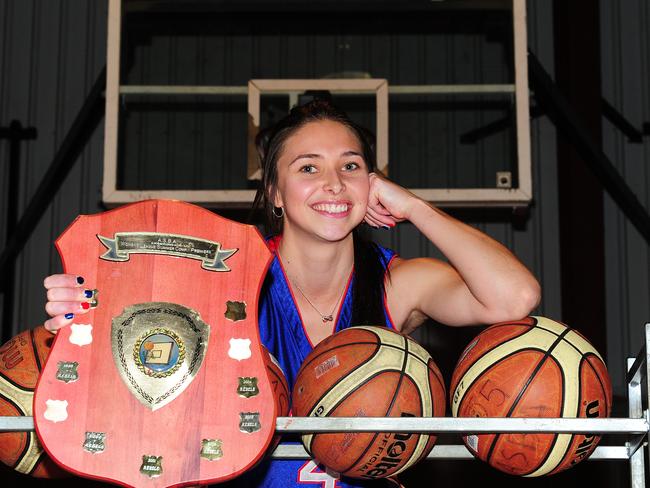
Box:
[450,316,613,477]
[292,326,446,479]
[0,327,68,478]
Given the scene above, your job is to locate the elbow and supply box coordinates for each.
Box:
[485,280,542,324]
[516,280,542,317]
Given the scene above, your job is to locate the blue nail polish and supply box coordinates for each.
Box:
[382,225,390,230]
[76,276,85,285]
[84,290,93,298]
[65,313,74,320]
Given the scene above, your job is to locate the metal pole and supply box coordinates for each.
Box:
[0,68,106,289]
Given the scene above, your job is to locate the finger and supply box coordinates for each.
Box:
[44,274,86,290]
[366,206,396,227]
[364,215,382,228]
[47,287,95,303]
[366,188,392,216]
[44,314,75,333]
[367,201,392,216]
[365,212,394,229]
[45,301,92,318]
[366,197,392,217]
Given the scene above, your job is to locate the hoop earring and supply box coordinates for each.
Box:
[272,206,284,218]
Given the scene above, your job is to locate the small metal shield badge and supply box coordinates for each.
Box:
[83,432,106,453]
[228,338,251,361]
[237,377,259,398]
[112,302,210,411]
[225,301,246,322]
[200,439,223,461]
[140,455,163,477]
[239,412,261,434]
[56,361,79,383]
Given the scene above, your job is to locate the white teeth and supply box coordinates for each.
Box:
[313,203,349,213]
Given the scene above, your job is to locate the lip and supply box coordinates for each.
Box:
[310,201,353,218]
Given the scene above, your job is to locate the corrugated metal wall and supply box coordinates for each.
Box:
[0,0,107,340]
[0,0,647,402]
[600,0,650,396]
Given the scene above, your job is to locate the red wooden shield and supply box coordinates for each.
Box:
[34,200,276,487]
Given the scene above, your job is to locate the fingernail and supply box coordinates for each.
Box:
[76,276,85,285]
[382,225,390,230]
[65,313,74,320]
[81,302,90,310]
[84,289,93,298]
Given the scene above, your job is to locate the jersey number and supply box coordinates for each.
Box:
[298,460,341,487]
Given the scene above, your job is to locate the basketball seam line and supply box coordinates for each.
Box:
[301,339,385,454]
[0,393,33,469]
[537,351,610,476]
[452,323,550,382]
[15,432,36,471]
[484,327,571,468]
[337,334,412,476]
[298,341,431,375]
[30,329,43,373]
[522,354,566,476]
[572,353,610,416]
[0,370,35,394]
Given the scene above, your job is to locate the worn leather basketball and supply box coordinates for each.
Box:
[450,316,613,476]
[0,327,68,478]
[292,326,445,479]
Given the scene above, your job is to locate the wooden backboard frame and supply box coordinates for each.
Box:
[102,0,531,208]
[246,79,389,180]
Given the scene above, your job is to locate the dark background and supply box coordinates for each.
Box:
[0,0,648,486]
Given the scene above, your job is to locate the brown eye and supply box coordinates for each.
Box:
[300,164,317,174]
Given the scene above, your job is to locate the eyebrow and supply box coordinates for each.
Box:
[289,151,364,165]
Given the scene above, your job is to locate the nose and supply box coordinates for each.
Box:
[323,171,345,194]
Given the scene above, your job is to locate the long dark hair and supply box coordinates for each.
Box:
[253,99,389,327]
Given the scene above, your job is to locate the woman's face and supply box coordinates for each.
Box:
[272,119,370,242]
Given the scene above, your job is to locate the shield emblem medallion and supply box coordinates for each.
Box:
[112,302,210,410]
[34,200,278,488]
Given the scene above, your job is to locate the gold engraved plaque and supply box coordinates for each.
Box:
[225,301,247,322]
[140,455,163,477]
[83,432,106,453]
[56,361,79,383]
[239,412,261,434]
[98,232,238,272]
[200,439,223,461]
[112,302,210,410]
[237,377,259,398]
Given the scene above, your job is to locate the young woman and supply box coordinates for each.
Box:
[43,100,540,487]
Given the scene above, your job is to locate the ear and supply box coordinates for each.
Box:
[269,186,283,209]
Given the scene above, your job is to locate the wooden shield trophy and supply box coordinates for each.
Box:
[34,200,276,487]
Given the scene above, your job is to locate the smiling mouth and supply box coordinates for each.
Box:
[311,203,351,215]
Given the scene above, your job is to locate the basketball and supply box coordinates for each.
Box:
[450,316,613,477]
[0,327,68,478]
[292,326,446,479]
[261,346,290,451]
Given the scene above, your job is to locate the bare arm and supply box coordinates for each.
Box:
[365,173,541,332]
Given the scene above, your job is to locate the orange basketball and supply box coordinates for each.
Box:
[292,326,446,480]
[450,316,612,477]
[0,327,68,478]
[261,345,290,452]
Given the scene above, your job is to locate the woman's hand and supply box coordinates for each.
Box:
[43,274,94,332]
[364,172,421,228]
